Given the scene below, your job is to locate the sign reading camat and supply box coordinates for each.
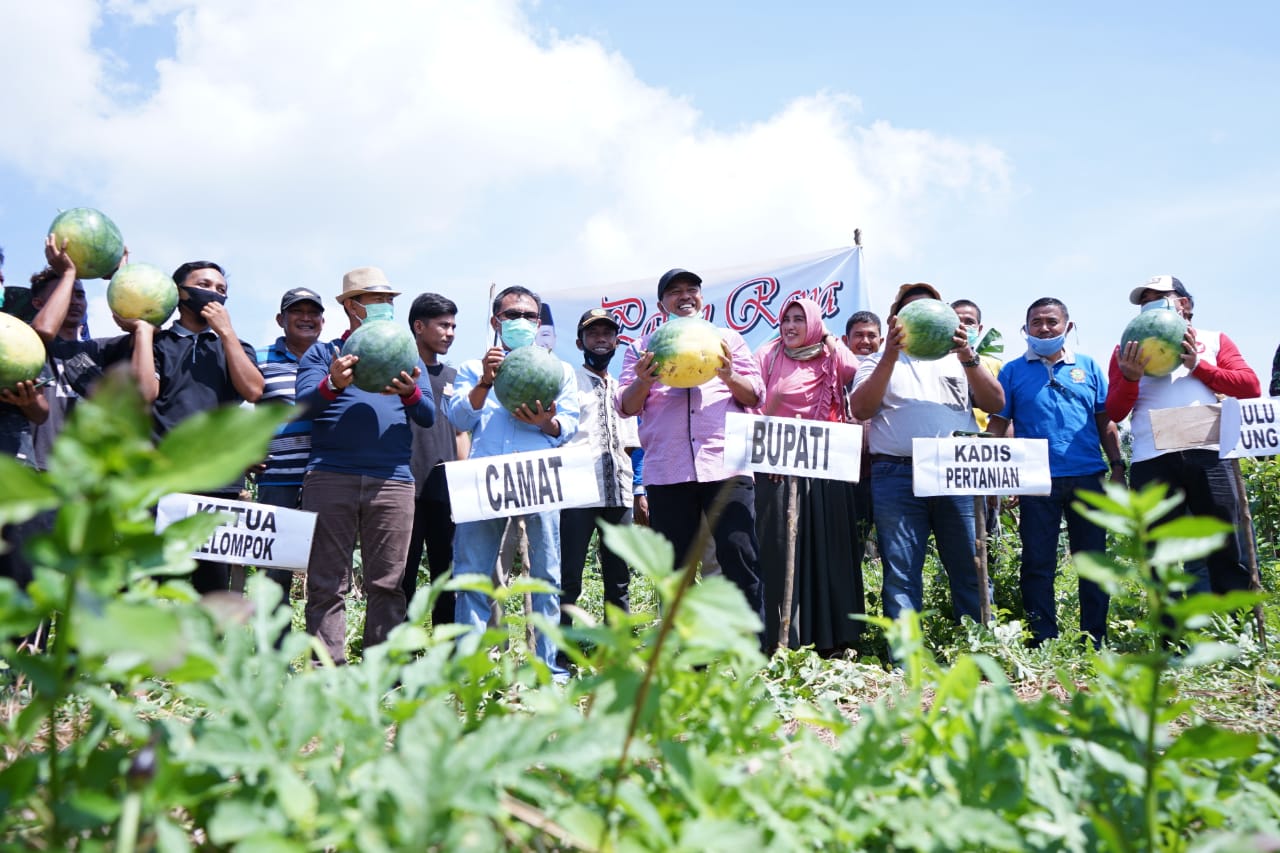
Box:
[446,446,601,523]
[912,437,1051,497]
[723,412,863,481]
[1219,397,1280,459]
[155,493,318,571]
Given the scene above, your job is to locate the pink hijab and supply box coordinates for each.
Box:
[757,297,849,421]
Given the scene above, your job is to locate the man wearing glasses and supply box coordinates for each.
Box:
[988,297,1121,647]
[1107,276,1260,596]
[446,285,579,678]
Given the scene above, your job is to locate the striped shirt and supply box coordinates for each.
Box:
[257,336,327,488]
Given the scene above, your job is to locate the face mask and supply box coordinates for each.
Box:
[1141,297,1175,313]
[500,318,538,350]
[1025,330,1067,357]
[363,303,394,323]
[180,288,227,313]
[583,348,617,371]
[965,327,981,349]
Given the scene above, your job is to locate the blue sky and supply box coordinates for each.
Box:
[2,1,1277,381]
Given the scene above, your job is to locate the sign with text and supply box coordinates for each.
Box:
[156,493,318,572]
[911,437,1052,497]
[445,446,601,523]
[1220,398,1280,459]
[724,412,863,481]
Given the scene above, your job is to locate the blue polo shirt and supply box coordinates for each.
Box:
[995,348,1108,477]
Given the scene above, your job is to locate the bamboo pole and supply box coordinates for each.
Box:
[974,495,992,625]
[1228,459,1268,652]
[777,476,800,652]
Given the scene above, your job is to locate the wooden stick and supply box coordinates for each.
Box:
[974,495,992,625]
[777,476,800,652]
[1228,459,1268,652]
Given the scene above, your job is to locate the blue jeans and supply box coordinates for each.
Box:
[454,511,566,676]
[872,460,983,623]
[1018,475,1110,645]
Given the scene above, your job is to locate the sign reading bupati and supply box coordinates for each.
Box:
[1219,397,1280,459]
[155,493,318,571]
[724,412,863,481]
[911,437,1052,497]
[445,446,601,523]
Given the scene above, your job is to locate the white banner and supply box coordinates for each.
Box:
[526,246,868,370]
[155,493,318,571]
[911,437,1052,497]
[445,446,601,523]
[724,412,862,481]
[1219,397,1280,459]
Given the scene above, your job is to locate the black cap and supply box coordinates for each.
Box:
[577,307,620,336]
[657,268,702,300]
[280,287,324,312]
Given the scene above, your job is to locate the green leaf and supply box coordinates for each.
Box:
[1164,724,1259,762]
[74,599,188,671]
[1074,551,1134,592]
[1149,516,1234,540]
[0,455,58,529]
[600,521,675,580]
[1151,534,1228,566]
[1166,590,1263,623]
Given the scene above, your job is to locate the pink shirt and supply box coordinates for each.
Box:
[618,327,765,486]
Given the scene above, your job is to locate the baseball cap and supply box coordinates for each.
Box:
[657,268,702,300]
[1128,275,1191,305]
[889,282,942,316]
[577,307,620,335]
[280,287,324,312]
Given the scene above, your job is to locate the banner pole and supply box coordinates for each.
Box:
[974,495,991,625]
[1229,459,1268,652]
[777,475,800,652]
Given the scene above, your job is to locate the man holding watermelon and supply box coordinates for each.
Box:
[617,268,768,642]
[849,282,1004,627]
[1106,276,1260,595]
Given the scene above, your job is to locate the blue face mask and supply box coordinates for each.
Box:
[1141,297,1175,314]
[965,326,982,349]
[1025,330,1067,357]
[363,303,394,323]
[500,318,538,350]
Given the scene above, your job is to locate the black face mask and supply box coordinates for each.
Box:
[180,288,227,313]
[583,348,617,371]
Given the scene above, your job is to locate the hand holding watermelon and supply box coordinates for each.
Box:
[630,350,662,387]
[513,399,560,435]
[713,339,735,382]
[384,366,422,396]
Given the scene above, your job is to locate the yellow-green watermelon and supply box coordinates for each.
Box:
[1120,308,1188,378]
[494,345,564,414]
[49,208,125,279]
[648,316,723,387]
[0,313,45,390]
[897,298,959,361]
[344,319,419,392]
[108,263,178,326]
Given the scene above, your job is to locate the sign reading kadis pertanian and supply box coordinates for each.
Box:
[445,446,602,523]
[723,412,863,481]
[911,437,1052,497]
[155,493,319,572]
[1219,397,1280,459]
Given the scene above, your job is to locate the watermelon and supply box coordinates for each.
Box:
[0,313,46,390]
[108,263,179,326]
[1120,308,1188,378]
[344,319,419,392]
[49,208,125,279]
[897,298,959,361]
[493,345,564,414]
[648,316,723,388]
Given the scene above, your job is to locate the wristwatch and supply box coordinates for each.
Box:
[326,376,341,393]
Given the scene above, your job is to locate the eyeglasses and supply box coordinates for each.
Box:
[499,310,540,322]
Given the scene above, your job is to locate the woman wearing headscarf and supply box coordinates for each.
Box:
[755,297,865,653]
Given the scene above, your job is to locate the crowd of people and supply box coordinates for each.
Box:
[0,233,1266,669]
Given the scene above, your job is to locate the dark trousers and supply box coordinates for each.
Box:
[402,493,456,628]
[559,504,632,625]
[1130,450,1253,594]
[647,477,766,644]
[257,483,302,604]
[1018,474,1110,645]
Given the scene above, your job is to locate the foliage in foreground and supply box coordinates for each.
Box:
[0,376,1279,851]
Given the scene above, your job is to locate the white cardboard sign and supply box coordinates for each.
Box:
[155,493,318,572]
[445,446,601,523]
[724,412,863,481]
[1219,397,1280,459]
[911,437,1052,497]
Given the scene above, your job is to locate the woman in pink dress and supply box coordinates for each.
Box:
[755,297,865,653]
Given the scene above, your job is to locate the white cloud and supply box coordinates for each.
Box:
[0,0,1011,350]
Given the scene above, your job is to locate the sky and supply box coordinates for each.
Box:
[2,0,1278,385]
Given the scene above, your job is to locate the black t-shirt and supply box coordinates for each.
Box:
[152,325,259,439]
[409,361,458,501]
[32,335,132,470]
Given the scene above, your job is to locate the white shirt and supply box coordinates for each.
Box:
[567,364,639,506]
[853,352,979,457]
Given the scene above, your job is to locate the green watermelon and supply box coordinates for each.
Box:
[0,313,46,390]
[344,319,419,392]
[494,345,564,414]
[1120,308,1188,378]
[897,298,959,360]
[49,208,125,279]
[648,316,723,388]
[108,263,178,326]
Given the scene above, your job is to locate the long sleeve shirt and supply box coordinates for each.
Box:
[446,356,579,458]
[617,327,765,486]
